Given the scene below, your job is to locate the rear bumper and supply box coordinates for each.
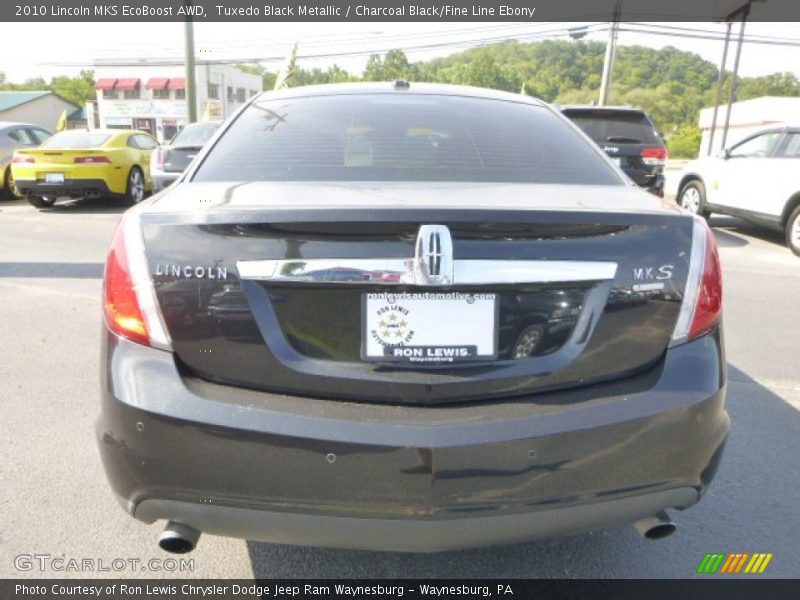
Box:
[624,169,665,196]
[14,178,112,198]
[97,329,728,551]
[136,488,698,552]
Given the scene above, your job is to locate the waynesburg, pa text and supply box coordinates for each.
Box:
[15,583,512,597]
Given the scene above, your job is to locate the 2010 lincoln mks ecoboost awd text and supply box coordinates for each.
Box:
[97,82,728,553]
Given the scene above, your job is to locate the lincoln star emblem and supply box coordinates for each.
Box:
[414,225,454,285]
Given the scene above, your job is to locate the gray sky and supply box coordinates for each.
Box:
[1,21,799,82]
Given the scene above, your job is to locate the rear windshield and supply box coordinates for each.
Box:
[192,94,621,185]
[40,131,111,149]
[171,122,220,147]
[562,110,661,146]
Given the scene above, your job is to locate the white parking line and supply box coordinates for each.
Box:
[729,376,800,412]
[0,280,99,301]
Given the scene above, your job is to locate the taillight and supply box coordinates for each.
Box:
[103,213,171,349]
[12,154,34,163]
[74,156,111,164]
[641,147,668,166]
[153,148,165,170]
[688,225,722,338]
[671,218,722,345]
[105,224,149,345]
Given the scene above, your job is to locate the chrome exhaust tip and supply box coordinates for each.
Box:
[158,521,200,554]
[633,511,677,540]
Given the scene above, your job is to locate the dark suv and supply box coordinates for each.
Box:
[560,106,667,197]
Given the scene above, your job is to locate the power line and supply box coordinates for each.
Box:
[48,23,610,68]
[41,21,800,75]
[88,22,586,57]
[628,22,800,44]
[620,24,800,48]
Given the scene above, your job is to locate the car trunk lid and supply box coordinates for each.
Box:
[141,182,692,405]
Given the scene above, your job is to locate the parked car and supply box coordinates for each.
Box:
[150,121,221,192]
[98,83,727,554]
[12,128,158,208]
[677,124,800,256]
[0,122,52,200]
[559,105,668,197]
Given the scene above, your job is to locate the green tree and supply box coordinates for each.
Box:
[667,125,702,159]
[291,64,357,86]
[50,70,95,106]
[363,54,384,81]
[555,87,598,105]
[274,44,298,90]
[362,50,416,81]
[382,49,415,80]
[737,72,800,101]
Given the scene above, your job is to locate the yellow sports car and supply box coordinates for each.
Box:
[11,129,158,208]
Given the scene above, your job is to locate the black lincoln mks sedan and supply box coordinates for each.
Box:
[98,82,727,554]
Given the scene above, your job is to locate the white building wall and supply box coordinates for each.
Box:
[698,96,800,157]
[1,95,78,130]
[92,64,261,143]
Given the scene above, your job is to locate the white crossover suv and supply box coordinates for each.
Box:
[677,124,800,256]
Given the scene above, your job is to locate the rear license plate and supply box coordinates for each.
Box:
[611,157,623,167]
[362,292,497,363]
[44,173,65,184]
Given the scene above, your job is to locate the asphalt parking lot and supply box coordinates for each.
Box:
[1,195,798,579]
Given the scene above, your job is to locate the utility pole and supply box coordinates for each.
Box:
[598,0,621,106]
[721,4,750,150]
[184,2,197,124]
[707,21,733,156]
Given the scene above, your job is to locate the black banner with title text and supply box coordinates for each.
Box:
[2,0,800,22]
[3,579,800,600]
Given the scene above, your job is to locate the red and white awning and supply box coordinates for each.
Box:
[145,78,169,90]
[95,78,117,91]
[115,78,140,91]
[167,77,186,91]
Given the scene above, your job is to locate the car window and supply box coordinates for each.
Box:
[28,128,52,144]
[135,134,158,150]
[8,128,35,145]
[193,94,622,185]
[170,122,219,147]
[561,110,662,146]
[777,133,800,158]
[41,131,111,148]
[728,132,783,158]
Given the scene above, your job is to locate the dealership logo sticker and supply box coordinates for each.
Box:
[696,552,773,574]
[371,303,415,346]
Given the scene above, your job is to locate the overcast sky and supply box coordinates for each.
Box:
[1,21,799,82]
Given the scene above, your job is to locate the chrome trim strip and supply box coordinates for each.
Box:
[453,260,617,284]
[236,258,617,285]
